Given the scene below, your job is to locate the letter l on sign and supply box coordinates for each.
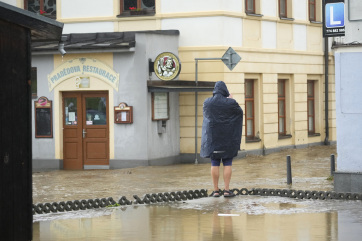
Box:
[326,2,344,28]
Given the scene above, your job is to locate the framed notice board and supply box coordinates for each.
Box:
[152,92,169,120]
[114,102,133,124]
[34,96,53,138]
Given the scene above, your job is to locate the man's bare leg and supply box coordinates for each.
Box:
[211,166,220,192]
[223,165,232,192]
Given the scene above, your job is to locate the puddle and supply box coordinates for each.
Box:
[33,196,362,241]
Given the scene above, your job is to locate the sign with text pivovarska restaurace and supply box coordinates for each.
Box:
[323,0,345,37]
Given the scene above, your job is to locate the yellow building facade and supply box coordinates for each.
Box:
[13,0,335,161]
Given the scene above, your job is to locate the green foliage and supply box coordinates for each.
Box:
[106,203,120,208]
[326,176,334,181]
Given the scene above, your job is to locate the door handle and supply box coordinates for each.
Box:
[83,129,87,138]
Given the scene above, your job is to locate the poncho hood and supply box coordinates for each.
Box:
[213,81,230,97]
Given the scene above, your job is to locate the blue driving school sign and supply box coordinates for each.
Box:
[323,0,345,37]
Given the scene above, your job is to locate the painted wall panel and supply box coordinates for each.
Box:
[61,0,113,18]
[161,17,242,47]
[293,0,307,20]
[160,0,242,13]
[261,0,277,17]
[294,24,307,51]
[262,21,277,49]
[63,22,114,34]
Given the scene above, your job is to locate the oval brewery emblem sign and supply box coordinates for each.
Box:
[153,52,181,81]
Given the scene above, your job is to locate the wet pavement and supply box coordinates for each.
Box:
[33,145,336,204]
[31,145,362,240]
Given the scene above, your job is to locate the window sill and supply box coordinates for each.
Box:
[117,10,155,18]
[246,137,261,143]
[245,13,263,17]
[308,133,321,137]
[278,134,292,140]
[280,17,294,21]
[310,21,322,24]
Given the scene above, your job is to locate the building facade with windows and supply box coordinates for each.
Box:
[4,0,336,169]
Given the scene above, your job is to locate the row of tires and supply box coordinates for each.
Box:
[33,189,208,215]
[234,188,362,201]
[33,188,360,215]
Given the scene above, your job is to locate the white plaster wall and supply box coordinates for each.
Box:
[162,17,242,47]
[31,55,55,159]
[335,52,362,172]
[262,21,277,49]
[61,0,113,18]
[293,0,307,21]
[344,0,362,43]
[261,0,277,17]
[294,24,307,51]
[2,0,17,6]
[63,22,114,34]
[160,0,242,13]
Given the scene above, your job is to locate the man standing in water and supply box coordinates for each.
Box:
[200,81,243,197]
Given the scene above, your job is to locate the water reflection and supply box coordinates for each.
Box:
[33,196,362,241]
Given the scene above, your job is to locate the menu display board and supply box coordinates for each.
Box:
[34,97,53,138]
[152,92,169,120]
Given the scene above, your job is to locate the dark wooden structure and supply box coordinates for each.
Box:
[0,2,63,240]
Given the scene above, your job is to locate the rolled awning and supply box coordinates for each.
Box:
[147,80,215,92]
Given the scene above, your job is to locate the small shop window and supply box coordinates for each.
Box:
[152,92,169,121]
[245,80,255,140]
[34,97,53,138]
[307,80,315,134]
[278,80,286,136]
[31,67,37,99]
[24,0,57,19]
[119,0,155,17]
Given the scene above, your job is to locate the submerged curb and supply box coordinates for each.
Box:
[32,188,361,215]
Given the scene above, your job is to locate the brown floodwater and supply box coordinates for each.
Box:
[33,145,360,241]
[32,196,362,241]
[32,145,336,204]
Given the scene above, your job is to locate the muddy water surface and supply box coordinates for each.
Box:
[32,145,354,241]
[33,145,336,204]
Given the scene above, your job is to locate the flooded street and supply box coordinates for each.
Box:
[31,145,362,240]
[33,145,336,204]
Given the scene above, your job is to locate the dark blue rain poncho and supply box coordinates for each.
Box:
[200,81,243,159]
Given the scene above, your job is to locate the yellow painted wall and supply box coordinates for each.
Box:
[178,45,335,154]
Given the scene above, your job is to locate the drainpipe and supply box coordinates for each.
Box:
[324,36,330,145]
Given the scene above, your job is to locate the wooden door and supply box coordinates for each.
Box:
[63,92,109,170]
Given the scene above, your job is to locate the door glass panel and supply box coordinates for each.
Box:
[64,98,78,125]
[86,97,107,125]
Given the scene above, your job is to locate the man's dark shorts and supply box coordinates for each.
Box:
[211,158,233,166]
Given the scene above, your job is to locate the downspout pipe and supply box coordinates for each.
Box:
[324,36,330,145]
